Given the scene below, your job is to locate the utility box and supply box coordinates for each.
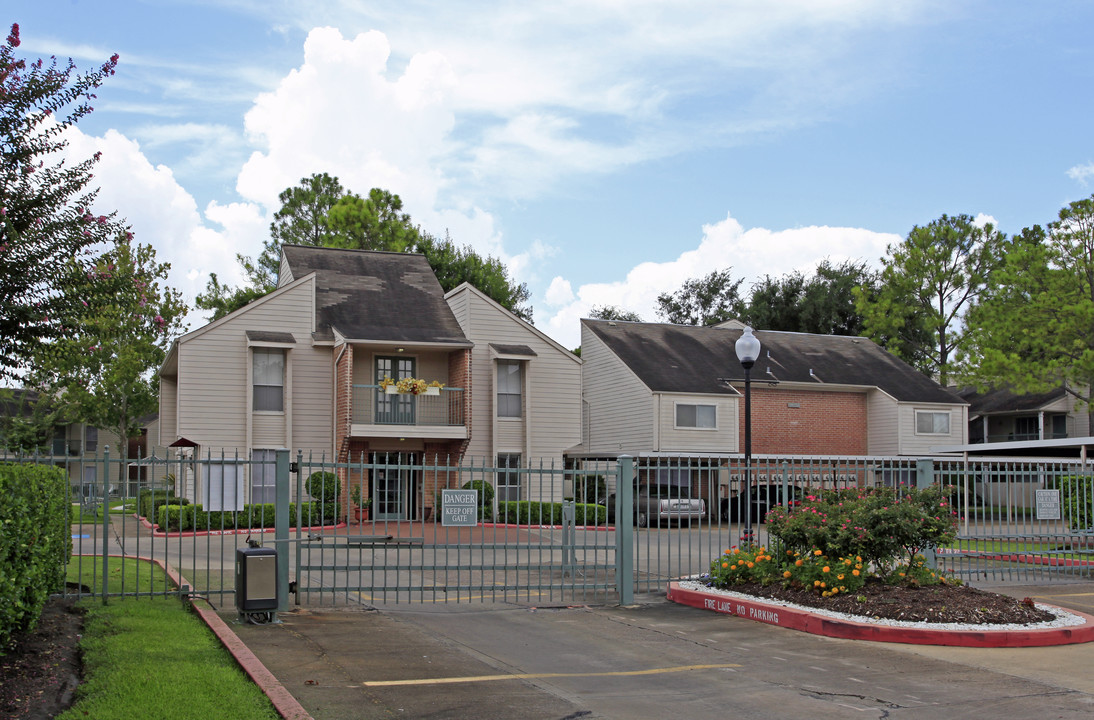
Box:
[235,546,278,613]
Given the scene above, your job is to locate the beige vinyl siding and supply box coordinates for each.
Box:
[580,324,655,454]
[159,376,178,446]
[866,389,900,455]
[252,413,286,447]
[655,394,737,453]
[447,285,581,467]
[897,404,966,454]
[291,344,333,452]
[174,278,319,454]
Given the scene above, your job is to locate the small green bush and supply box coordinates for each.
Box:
[305,471,340,504]
[573,474,608,504]
[498,501,607,526]
[462,479,495,521]
[0,462,71,648]
[1048,475,1094,531]
[137,489,189,521]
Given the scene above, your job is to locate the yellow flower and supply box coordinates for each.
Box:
[830,587,839,595]
[837,574,845,580]
[814,580,821,587]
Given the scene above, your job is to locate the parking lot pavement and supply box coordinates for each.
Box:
[230,586,1094,720]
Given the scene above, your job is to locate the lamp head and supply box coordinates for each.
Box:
[735,326,760,370]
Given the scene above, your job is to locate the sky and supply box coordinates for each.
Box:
[9,1,1094,349]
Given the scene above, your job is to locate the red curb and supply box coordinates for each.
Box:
[190,599,313,720]
[666,581,1094,648]
[481,522,613,532]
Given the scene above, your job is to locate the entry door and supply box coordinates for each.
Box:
[375,356,416,425]
[371,453,417,520]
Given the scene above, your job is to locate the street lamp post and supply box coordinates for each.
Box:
[735,327,760,545]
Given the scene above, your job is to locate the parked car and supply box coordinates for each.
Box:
[721,484,802,522]
[604,480,706,527]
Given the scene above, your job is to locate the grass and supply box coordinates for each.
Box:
[943,538,1094,561]
[58,557,279,720]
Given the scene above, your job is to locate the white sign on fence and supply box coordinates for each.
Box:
[1035,489,1061,521]
[442,488,479,527]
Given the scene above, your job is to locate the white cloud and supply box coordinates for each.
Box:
[1067,162,1094,185]
[542,213,899,349]
[545,277,574,306]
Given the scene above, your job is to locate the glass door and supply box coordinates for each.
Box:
[371,453,417,520]
[375,356,416,425]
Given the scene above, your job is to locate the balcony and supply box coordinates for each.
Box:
[350,385,467,439]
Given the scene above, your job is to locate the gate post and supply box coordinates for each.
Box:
[101,445,111,605]
[616,456,634,605]
[916,458,938,569]
[275,449,291,613]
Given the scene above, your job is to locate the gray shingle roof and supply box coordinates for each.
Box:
[281,245,470,345]
[955,385,1065,414]
[582,320,964,404]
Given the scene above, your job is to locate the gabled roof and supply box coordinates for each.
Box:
[954,385,1066,415]
[281,245,470,345]
[582,320,965,404]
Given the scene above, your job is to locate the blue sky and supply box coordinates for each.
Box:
[11,1,1094,348]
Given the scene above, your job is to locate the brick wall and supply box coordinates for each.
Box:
[448,348,472,457]
[741,387,867,455]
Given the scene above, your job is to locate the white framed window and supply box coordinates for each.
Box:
[497,360,523,418]
[253,348,285,412]
[915,410,951,435]
[675,403,716,429]
[497,453,521,502]
[251,449,277,505]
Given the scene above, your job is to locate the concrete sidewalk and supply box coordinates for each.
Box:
[228,583,1094,720]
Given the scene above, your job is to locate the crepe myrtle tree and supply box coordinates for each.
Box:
[31,235,186,481]
[0,22,124,379]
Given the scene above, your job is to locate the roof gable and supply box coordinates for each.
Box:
[281,245,469,345]
[582,320,964,404]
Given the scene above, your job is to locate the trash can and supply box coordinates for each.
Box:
[235,545,278,613]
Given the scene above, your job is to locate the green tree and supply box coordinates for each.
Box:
[747,259,879,335]
[856,214,1004,385]
[0,23,124,379]
[656,269,745,326]
[965,196,1094,417]
[198,177,533,323]
[589,305,643,322]
[30,236,187,471]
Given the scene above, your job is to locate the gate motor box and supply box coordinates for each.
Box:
[235,545,278,616]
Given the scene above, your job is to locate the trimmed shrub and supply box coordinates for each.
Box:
[156,501,338,532]
[573,474,608,505]
[0,462,71,649]
[498,501,607,526]
[305,471,340,504]
[462,479,494,521]
[137,489,188,521]
[1048,475,1094,531]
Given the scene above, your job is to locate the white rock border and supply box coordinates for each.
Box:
[676,578,1086,631]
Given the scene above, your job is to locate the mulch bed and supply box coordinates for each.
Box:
[0,597,84,720]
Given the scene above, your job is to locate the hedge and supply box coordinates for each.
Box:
[156,501,338,532]
[0,462,71,649]
[1048,475,1094,531]
[498,501,607,526]
[137,489,189,521]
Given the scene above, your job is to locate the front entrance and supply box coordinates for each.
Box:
[371,452,418,520]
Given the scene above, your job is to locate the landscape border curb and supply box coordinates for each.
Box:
[666,580,1094,648]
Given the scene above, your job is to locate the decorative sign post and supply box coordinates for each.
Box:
[441,488,479,527]
[1036,489,1061,521]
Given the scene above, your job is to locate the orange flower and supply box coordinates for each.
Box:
[746,562,755,568]
[837,574,845,580]
[814,549,823,556]
[822,566,830,573]
[721,562,728,568]
[794,559,803,567]
[852,569,860,576]
[782,570,792,578]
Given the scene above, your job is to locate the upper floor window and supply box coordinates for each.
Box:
[915,410,950,435]
[253,348,285,412]
[85,426,98,453]
[676,403,716,429]
[497,360,523,418]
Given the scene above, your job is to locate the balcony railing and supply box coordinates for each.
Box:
[351,385,465,426]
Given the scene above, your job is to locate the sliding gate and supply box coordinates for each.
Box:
[292,454,624,605]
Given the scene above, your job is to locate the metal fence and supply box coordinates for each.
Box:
[6,448,1093,608]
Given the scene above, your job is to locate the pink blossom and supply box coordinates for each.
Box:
[0,207,6,215]
[7,23,19,48]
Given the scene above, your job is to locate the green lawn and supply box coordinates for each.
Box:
[944,538,1094,561]
[60,558,279,720]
